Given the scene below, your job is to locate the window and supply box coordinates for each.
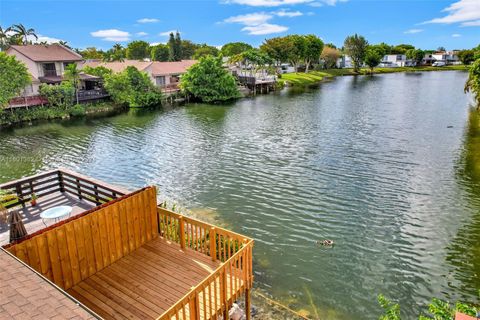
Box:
[156,76,166,87]
[43,63,56,76]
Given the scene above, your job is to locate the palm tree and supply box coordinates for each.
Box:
[64,63,81,104]
[11,24,37,45]
[0,26,11,50]
[58,40,71,49]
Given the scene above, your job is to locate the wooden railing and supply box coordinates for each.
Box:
[157,208,254,320]
[0,168,127,209]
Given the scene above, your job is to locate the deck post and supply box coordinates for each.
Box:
[189,292,199,320]
[58,171,65,193]
[245,288,251,320]
[209,227,216,261]
[179,216,185,249]
[222,269,228,319]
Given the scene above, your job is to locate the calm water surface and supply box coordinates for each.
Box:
[1,71,479,319]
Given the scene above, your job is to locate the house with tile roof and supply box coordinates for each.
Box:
[82,59,197,93]
[6,44,108,106]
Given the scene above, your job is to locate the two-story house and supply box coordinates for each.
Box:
[6,44,84,96]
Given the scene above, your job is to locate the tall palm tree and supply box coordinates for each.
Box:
[64,63,81,104]
[58,40,71,49]
[11,24,37,45]
[0,26,11,50]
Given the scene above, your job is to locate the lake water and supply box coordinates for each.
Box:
[1,71,479,319]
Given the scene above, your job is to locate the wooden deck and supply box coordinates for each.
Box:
[67,237,222,319]
[0,192,94,245]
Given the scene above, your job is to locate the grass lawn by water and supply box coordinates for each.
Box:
[278,65,469,87]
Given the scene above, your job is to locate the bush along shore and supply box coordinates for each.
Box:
[277,65,469,87]
[0,102,126,128]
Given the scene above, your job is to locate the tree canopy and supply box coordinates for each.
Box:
[0,52,31,107]
[303,34,324,72]
[260,36,292,67]
[126,40,150,60]
[465,59,480,108]
[406,48,425,65]
[221,42,253,57]
[104,66,162,107]
[168,32,182,61]
[364,47,382,72]
[151,44,169,62]
[321,46,341,69]
[193,45,220,59]
[180,56,240,103]
[458,50,475,65]
[344,34,369,72]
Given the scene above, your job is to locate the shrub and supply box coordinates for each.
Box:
[70,104,86,117]
[38,82,75,108]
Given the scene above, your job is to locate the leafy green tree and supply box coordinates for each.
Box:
[324,42,337,49]
[260,36,292,67]
[321,46,341,69]
[168,32,182,61]
[221,42,253,57]
[80,47,105,60]
[64,63,81,104]
[192,45,219,59]
[406,48,425,66]
[151,44,169,61]
[82,65,112,78]
[104,66,162,107]
[38,82,75,108]
[126,40,150,60]
[285,34,306,72]
[465,59,480,108]
[303,34,324,72]
[437,46,446,52]
[175,32,182,60]
[103,43,125,62]
[230,49,274,77]
[364,47,382,72]
[391,44,415,54]
[458,50,475,65]
[10,24,37,45]
[181,40,200,59]
[180,56,240,103]
[344,34,368,72]
[0,52,31,107]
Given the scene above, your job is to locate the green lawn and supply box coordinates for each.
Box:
[277,65,469,87]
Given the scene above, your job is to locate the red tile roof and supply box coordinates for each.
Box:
[81,60,152,73]
[8,44,83,62]
[0,249,95,319]
[151,60,197,75]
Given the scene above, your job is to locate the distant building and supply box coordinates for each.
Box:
[380,55,415,67]
[337,55,354,68]
[82,60,197,93]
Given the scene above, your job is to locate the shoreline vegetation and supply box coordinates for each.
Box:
[278,65,468,87]
[0,102,126,128]
[0,66,469,129]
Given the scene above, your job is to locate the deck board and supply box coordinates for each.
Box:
[67,237,222,319]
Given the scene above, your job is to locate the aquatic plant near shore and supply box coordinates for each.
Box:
[465,59,480,108]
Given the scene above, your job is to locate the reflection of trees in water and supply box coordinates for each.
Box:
[448,108,480,299]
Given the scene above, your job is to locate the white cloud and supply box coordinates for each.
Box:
[309,0,347,6]
[273,9,303,17]
[223,12,288,35]
[242,23,288,35]
[159,30,181,36]
[404,28,423,34]
[423,0,480,26]
[452,33,462,37]
[91,29,131,41]
[224,0,313,7]
[462,19,480,26]
[137,18,159,23]
[224,12,272,25]
[136,32,148,36]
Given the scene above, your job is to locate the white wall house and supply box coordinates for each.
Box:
[337,55,353,68]
[6,44,84,96]
[431,51,460,65]
[380,54,415,67]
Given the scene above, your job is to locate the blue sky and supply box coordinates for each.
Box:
[0,0,479,50]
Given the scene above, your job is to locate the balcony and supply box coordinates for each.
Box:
[77,89,110,101]
[1,170,253,320]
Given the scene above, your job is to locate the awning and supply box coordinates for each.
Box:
[39,76,63,84]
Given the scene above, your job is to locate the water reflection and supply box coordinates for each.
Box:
[448,109,480,298]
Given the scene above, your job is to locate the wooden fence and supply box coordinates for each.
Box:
[0,168,127,209]
[157,208,254,320]
[3,187,157,290]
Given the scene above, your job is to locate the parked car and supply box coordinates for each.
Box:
[432,61,446,67]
